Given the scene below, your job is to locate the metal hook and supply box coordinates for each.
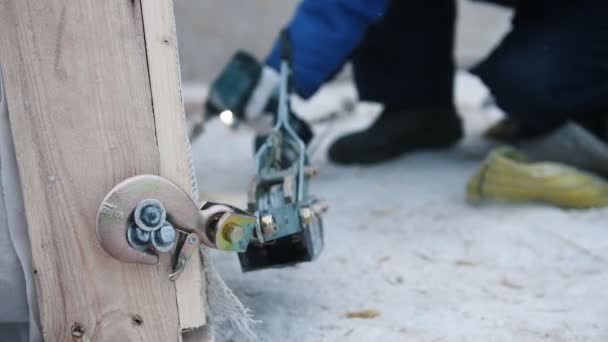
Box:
[96,175,258,279]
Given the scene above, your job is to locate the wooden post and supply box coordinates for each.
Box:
[0,0,207,340]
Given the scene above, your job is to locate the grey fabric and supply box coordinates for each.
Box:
[0,324,28,342]
[0,170,29,321]
[518,122,608,177]
[0,70,41,342]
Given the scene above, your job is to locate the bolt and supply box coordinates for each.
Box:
[127,224,151,251]
[299,207,313,225]
[151,221,176,252]
[304,166,318,177]
[260,214,275,237]
[134,199,166,231]
[223,225,244,243]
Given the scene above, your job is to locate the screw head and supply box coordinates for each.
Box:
[134,199,166,231]
[152,222,176,252]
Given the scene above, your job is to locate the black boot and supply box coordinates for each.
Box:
[328,107,463,165]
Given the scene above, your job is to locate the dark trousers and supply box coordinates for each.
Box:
[353,0,608,134]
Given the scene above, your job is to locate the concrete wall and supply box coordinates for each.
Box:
[174,0,513,83]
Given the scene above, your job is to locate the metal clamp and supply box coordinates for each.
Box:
[237,30,327,271]
[96,174,256,280]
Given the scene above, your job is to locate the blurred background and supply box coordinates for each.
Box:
[174,0,512,84]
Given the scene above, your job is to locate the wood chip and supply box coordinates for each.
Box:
[377,256,391,264]
[500,276,523,290]
[345,309,381,319]
[454,260,479,267]
[370,208,394,217]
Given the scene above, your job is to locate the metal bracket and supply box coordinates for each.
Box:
[96,174,256,280]
[238,30,327,271]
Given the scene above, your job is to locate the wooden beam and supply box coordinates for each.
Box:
[139,0,207,332]
[0,0,206,340]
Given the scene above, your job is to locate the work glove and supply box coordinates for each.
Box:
[467,146,608,209]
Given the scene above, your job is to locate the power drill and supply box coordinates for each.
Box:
[205,48,313,151]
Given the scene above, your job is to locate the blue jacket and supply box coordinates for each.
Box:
[265,0,390,98]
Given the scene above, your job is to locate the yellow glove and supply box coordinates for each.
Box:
[467,146,608,208]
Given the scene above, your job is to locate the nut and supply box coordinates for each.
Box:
[223,225,244,243]
[299,207,313,225]
[304,166,318,177]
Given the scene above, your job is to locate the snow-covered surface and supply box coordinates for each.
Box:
[191,73,608,341]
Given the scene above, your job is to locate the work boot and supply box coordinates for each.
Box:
[328,107,463,165]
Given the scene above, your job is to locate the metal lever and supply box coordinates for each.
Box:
[169,233,199,281]
[96,175,256,280]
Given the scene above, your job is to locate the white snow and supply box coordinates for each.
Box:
[191,72,608,342]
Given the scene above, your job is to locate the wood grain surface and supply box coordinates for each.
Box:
[0,0,205,340]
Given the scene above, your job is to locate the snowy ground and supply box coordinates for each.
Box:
[191,73,608,342]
